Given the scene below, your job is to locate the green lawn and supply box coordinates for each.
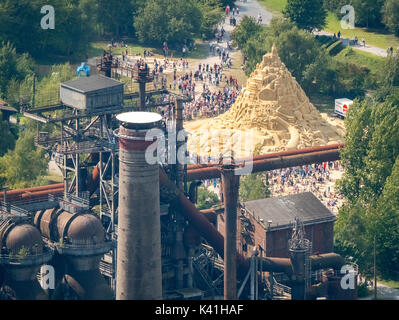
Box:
[88,41,209,60]
[334,47,385,75]
[324,12,399,50]
[379,279,399,290]
[258,0,286,15]
[256,2,399,51]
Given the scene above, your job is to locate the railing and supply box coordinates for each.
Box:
[99,260,114,278]
[4,193,61,207]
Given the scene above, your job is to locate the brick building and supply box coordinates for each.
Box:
[217,192,336,259]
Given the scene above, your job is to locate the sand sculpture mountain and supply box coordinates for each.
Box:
[185,45,344,158]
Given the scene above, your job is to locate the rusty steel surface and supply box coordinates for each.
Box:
[4,224,43,255]
[187,149,341,181]
[187,143,343,170]
[9,144,343,196]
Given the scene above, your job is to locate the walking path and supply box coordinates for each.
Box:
[359,283,399,300]
[314,30,388,58]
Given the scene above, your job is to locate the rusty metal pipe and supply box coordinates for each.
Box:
[0,183,64,199]
[187,144,343,170]
[160,168,290,278]
[20,188,64,199]
[7,145,342,197]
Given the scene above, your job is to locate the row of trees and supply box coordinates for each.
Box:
[335,82,399,279]
[232,17,375,98]
[0,39,76,188]
[0,0,230,60]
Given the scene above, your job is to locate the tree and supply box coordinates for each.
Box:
[351,0,384,28]
[196,186,220,210]
[97,0,134,38]
[335,92,399,278]
[198,0,224,40]
[231,16,263,49]
[382,0,399,36]
[283,0,327,32]
[239,173,270,202]
[0,0,91,59]
[0,118,17,157]
[323,0,347,16]
[134,0,202,46]
[0,129,48,188]
[0,42,34,99]
[371,156,399,279]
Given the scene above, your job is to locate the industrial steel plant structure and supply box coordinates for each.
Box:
[0,56,357,300]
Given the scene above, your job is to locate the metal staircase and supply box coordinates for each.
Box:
[192,245,223,297]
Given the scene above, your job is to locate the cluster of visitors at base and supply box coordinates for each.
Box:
[181,85,240,120]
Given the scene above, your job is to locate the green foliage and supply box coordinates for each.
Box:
[0,128,48,189]
[283,0,327,31]
[198,1,224,40]
[196,186,220,210]
[16,246,30,259]
[134,0,203,46]
[239,173,270,202]
[327,40,344,56]
[97,0,134,38]
[323,0,347,17]
[335,92,399,278]
[0,42,34,99]
[0,0,91,60]
[382,0,399,36]
[0,118,17,157]
[383,51,399,88]
[351,0,385,28]
[231,16,263,49]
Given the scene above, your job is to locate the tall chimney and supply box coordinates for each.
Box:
[115,111,163,300]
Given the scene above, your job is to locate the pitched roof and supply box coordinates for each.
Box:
[242,192,336,231]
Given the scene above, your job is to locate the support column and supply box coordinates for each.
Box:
[175,99,184,191]
[220,163,240,300]
[139,82,146,109]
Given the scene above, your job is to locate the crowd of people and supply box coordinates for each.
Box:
[267,161,344,214]
[182,85,239,120]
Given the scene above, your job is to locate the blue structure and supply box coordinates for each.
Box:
[76,62,90,77]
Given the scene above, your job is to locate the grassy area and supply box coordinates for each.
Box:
[258,0,286,15]
[334,47,385,75]
[256,2,399,51]
[325,12,399,50]
[224,50,247,87]
[88,41,209,60]
[379,279,399,289]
